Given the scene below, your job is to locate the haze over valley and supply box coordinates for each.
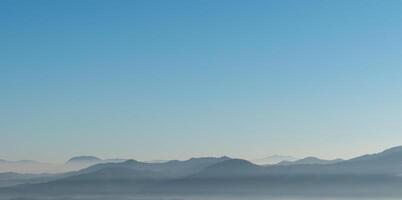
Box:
[2,146,402,199]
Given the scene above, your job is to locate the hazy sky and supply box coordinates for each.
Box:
[2,0,402,163]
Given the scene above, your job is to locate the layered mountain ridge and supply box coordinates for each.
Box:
[3,146,402,197]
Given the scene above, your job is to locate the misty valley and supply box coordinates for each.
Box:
[2,146,402,200]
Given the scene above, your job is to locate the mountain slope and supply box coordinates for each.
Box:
[53,167,164,183]
[190,159,264,178]
[77,156,231,178]
[0,157,232,195]
[265,146,402,175]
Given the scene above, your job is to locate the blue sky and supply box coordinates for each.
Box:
[1,0,402,162]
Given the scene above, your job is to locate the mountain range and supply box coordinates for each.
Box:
[3,146,402,198]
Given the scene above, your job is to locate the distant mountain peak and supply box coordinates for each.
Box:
[278,156,343,165]
[303,156,320,160]
[123,159,141,164]
[297,157,331,162]
[66,156,102,164]
[252,155,299,165]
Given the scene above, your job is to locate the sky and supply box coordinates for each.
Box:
[1,0,402,163]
